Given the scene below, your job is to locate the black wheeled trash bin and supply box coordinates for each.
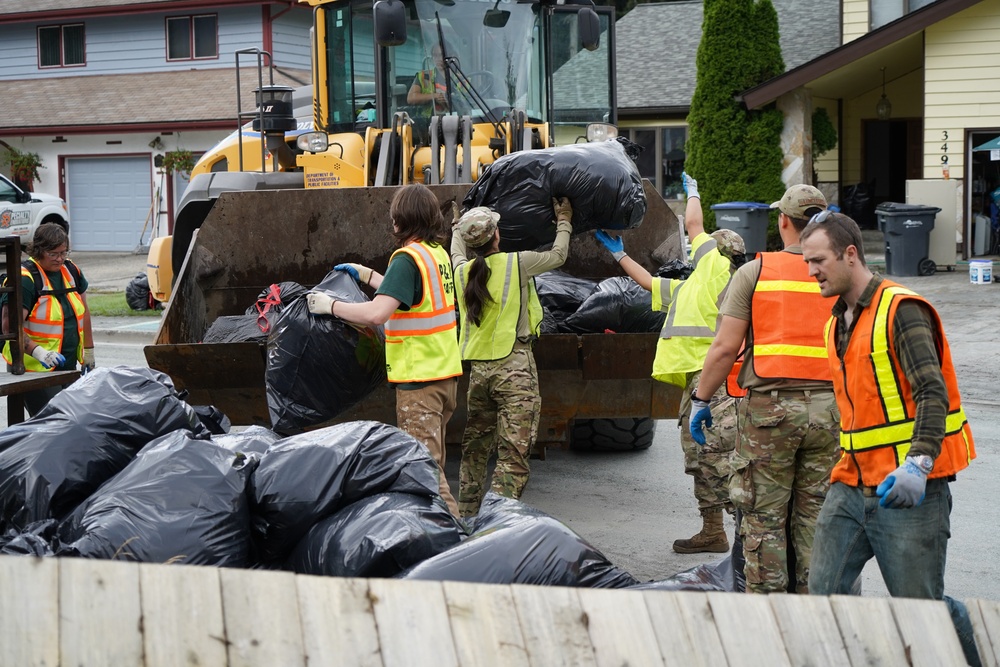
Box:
[710,202,771,255]
[875,203,940,277]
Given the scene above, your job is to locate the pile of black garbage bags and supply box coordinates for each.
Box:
[0,366,737,591]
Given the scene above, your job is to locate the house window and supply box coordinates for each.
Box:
[623,126,688,199]
[870,0,936,30]
[167,15,218,61]
[38,24,85,68]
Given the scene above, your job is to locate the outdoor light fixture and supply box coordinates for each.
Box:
[148,135,165,150]
[876,67,892,121]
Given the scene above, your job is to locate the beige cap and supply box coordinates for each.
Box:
[711,228,746,257]
[770,184,827,219]
[456,206,500,248]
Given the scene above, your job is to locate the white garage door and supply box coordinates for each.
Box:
[66,156,151,251]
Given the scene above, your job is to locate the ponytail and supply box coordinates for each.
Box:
[463,248,495,327]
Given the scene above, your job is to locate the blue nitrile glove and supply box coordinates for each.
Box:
[876,458,928,509]
[595,230,627,262]
[30,346,65,369]
[334,263,374,285]
[682,172,700,200]
[689,396,713,446]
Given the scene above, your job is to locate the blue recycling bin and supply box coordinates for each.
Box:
[875,202,940,277]
[710,202,771,255]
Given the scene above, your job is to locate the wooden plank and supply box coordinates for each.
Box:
[296,576,382,667]
[641,590,712,667]
[140,562,228,667]
[369,578,459,667]
[443,581,529,667]
[969,598,1000,667]
[706,592,791,667]
[575,587,666,667]
[510,584,596,667]
[220,568,305,667]
[889,597,968,666]
[768,595,851,667]
[0,556,59,667]
[671,592,730,666]
[829,595,909,666]
[60,559,143,667]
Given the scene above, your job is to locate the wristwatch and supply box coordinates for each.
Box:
[907,454,935,475]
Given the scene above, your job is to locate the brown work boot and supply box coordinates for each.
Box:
[672,509,729,554]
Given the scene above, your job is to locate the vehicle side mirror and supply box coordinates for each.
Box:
[374,0,407,47]
[484,8,510,28]
[579,7,600,51]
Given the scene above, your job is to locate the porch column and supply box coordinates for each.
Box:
[776,88,812,186]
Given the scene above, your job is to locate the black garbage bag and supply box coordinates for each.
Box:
[204,282,311,344]
[0,367,210,533]
[654,259,693,280]
[285,492,464,578]
[266,270,386,434]
[0,519,60,557]
[192,404,231,435]
[463,139,647,251]
[57,431,257,566]
[250,421,442,565]
[214,425,281,457]
[534,270,598,331]
[562,276,665,334]
[398,493,638,588]
[124,272,152,311]
[627,557,732,592]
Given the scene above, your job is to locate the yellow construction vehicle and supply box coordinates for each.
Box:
[145,0,685,450]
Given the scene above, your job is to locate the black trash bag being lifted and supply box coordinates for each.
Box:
[562,276,665,334]
[57,431,257,567]
[204,282,311,344]
[398,492,639,588]
[285,492,464,578]
[266,270,386,434]
[463,139,647,252]
[250,421,443,565]
[0,367,210,533]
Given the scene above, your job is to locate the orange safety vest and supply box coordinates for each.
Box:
[749,251,836,383]
[825,280,975,487]
[384,241,462,383]
[1,258,86,371]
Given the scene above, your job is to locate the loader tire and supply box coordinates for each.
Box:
[570,418,656,452]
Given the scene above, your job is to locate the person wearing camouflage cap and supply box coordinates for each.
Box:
[692,182,840,594]
[595,172,744,556]
[450,197,573,518]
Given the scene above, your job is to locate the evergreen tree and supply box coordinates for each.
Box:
[685,0,787,248]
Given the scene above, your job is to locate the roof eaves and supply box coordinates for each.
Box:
[0,0,272,25]
[739,0,984,109]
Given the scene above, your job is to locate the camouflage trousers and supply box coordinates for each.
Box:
[730,388,840,594]
[678,371,738,514]
[458,347,540,518]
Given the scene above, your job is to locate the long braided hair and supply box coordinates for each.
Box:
[463,243,496,327]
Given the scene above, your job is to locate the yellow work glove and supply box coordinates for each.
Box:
[553,197,572,223]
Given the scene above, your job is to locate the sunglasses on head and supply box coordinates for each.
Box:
[809,209,835,224]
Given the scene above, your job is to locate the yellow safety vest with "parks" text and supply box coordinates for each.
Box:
[455,252,542,361]
[384,241,462,383]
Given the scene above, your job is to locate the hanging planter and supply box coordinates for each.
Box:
[5,147,43,188]
[160,149,196,177]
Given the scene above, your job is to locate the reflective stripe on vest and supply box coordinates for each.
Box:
[456,252,541,361]
[659,237,726,339]
[384,241,462,383]
[749,252,836,382]
[826,281,975,484]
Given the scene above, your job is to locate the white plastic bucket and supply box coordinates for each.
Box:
[970,260,993,285]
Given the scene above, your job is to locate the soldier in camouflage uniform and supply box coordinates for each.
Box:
[451,199,573,518]
[596,173,747,554]
[692,184,841,594]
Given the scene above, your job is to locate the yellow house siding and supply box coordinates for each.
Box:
[842,0,869,43]
[923,0,1000,179]
[813,98,840,183]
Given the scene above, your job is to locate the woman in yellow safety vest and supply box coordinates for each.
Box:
[1,222,96,416]
[449,198,572,518]
[307,183,463,517]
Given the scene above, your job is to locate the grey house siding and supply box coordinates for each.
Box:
[271,9,312,70]
[0,7,265,81]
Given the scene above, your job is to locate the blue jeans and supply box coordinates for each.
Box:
[810,480,980,666]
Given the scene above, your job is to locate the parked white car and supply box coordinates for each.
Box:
[0,173,70,243]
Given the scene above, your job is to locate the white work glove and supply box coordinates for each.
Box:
[307,292,337,316]
[334,263,374,286]
[82,347,96,374]
[31,346,65,369]
[682,171,700,200]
